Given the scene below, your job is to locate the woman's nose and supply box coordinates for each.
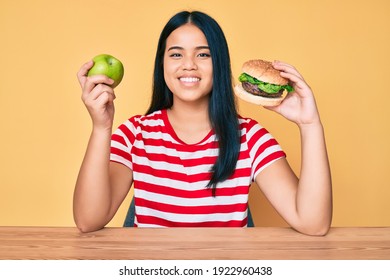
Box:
[182,56,197,70]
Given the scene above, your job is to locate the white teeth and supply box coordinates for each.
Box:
[180,77,200,82]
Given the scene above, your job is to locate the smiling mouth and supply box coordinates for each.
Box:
[179,77,200,83]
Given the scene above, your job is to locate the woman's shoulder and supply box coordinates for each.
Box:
[114,110,164,136]
[125,110,165,126]
[237,114,264,130]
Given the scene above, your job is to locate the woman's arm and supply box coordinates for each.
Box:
[73,61,133,233]
[255,61,332,236]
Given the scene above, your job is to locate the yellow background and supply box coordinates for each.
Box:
[1,0,389,227]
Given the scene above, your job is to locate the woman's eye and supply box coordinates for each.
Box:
[170,53,182,58]
[198,53,211,58]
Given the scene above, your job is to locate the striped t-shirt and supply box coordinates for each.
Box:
[110,109,286,227]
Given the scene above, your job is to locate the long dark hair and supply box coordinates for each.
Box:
[146,11,240,195]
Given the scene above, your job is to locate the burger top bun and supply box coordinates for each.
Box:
[242,59,289,86]
[234,84,286,107]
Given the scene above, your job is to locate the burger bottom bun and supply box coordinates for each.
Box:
[234,84,286,107]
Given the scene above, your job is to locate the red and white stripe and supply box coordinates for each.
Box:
[110,110,285,227]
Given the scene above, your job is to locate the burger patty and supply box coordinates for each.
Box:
[242,82,283,98]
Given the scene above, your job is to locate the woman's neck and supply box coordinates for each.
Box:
[167,101,212,144]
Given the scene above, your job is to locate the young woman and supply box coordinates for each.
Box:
[74,11,332,234]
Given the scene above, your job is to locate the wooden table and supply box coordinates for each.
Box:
[0,227,389,259]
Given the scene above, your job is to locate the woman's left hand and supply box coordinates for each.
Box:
[265,61,321,127]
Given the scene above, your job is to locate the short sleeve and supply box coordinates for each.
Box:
[110,117,138,170]
[244,118,286,181]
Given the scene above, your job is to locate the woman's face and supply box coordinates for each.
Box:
[163,23,213,106]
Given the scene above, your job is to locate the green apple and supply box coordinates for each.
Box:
[87,54,124,88]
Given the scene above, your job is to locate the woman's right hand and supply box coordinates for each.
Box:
[77,60,116,131]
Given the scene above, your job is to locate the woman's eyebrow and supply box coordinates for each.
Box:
[167,45,210,51]
[196,46,210,50]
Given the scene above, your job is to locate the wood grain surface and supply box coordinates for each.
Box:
[0,227,389,260]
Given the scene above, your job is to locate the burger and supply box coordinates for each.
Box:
[234,59,294,106]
